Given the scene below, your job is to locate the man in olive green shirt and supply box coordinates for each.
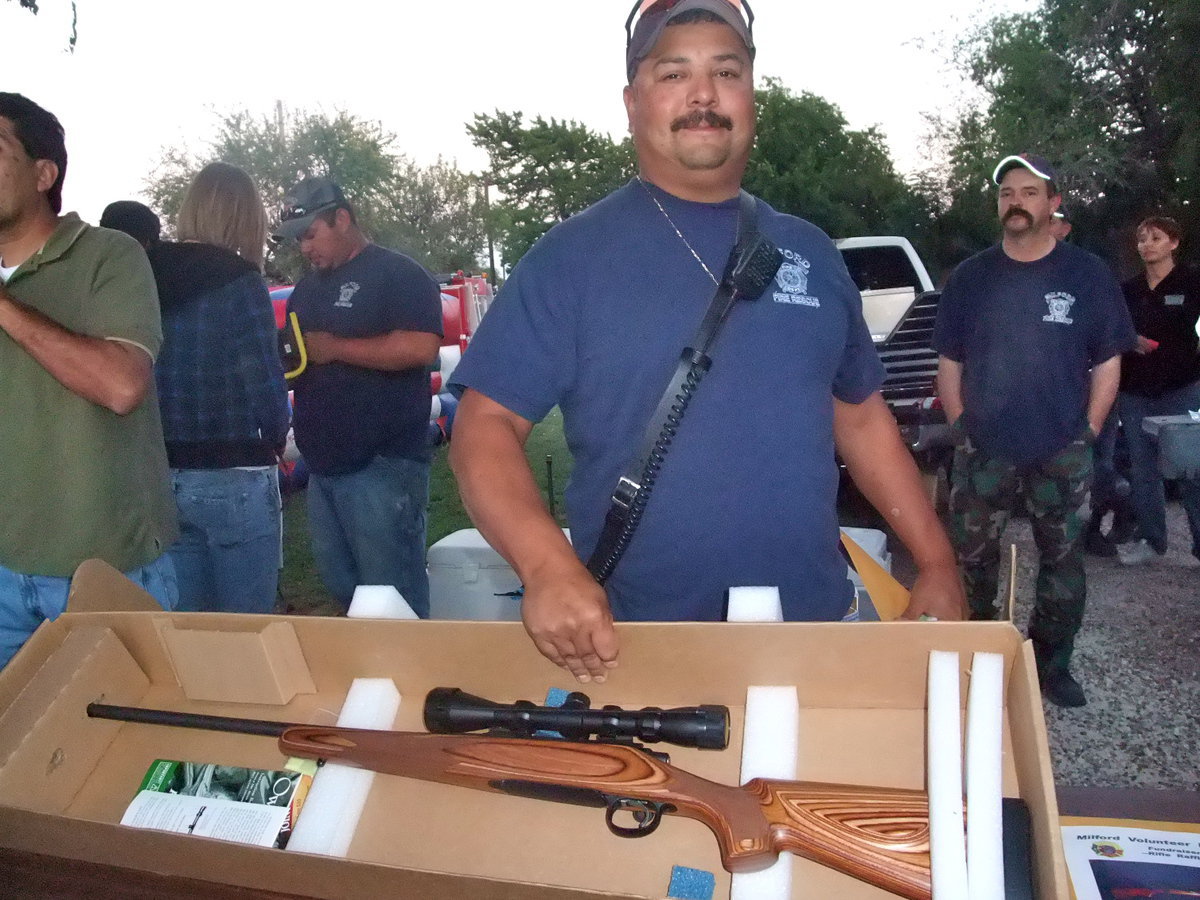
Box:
[0,93,178,668]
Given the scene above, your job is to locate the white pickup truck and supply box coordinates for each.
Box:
[835,236,952,470]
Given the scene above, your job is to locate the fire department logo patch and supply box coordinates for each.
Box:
[774,252,819,307]
[1043,291,1076,324]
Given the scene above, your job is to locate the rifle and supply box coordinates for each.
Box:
[88,702,936,898]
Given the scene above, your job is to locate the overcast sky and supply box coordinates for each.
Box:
[4,0,1036,222]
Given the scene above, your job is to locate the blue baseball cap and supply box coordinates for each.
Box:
[626,0,755,83]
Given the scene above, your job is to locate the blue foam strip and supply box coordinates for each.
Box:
[534,687,572,739]
[667,865,715,900]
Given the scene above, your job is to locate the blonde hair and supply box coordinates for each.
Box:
[176,162,267,269]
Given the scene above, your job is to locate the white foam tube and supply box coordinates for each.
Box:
[347,585,419,620]
[731,685,799,900]
[966,652,1005,900]
[928,650,968,898]
[286,678,402,856]
[726,585,783,622]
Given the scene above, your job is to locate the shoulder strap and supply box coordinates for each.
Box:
[586,192,782,584]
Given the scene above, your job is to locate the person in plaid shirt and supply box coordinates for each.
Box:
[149,163,289,613]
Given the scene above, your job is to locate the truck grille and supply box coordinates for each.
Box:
[878,291,941,404]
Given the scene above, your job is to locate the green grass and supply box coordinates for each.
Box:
[278,409,571,615]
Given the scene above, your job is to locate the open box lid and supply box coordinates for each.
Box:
[66,559,163,614]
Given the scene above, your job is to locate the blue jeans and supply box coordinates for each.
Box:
[1118,380,1200,557]
[0,554,177,670]
[306,454,430,617]
[168,467,282,614]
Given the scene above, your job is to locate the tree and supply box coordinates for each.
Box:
[9,0,77,50]
[145,106,486,282]
[930,0,1200,270]
[468,111,636,268]
[745,78,933,246]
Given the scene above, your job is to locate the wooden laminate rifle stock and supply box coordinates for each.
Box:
[86,705,932,898]
[283,725,933,899]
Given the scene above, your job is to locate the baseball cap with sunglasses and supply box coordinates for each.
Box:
[274,177,348,241]
[625,0,755,83]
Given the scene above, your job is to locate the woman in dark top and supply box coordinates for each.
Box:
[152,163,290,611]
[1115,216,1200,565]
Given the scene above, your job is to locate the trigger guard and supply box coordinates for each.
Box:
[604,797,664,838]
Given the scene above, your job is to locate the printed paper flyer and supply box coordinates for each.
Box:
[1062,821,1200,899]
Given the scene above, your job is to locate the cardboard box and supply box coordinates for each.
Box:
[0,560,1069,898]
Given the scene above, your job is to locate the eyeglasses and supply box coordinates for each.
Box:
[624,0,755,49]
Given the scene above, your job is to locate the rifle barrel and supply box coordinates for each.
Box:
[86,703,295,738]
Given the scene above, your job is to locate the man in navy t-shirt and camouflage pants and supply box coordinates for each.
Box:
[934,153,1136,708]
[276,179,442,616]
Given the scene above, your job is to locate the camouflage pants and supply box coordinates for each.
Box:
[949,433,1093,666]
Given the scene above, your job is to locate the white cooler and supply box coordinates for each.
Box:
[427,529,571,621]
[427,527,892,622]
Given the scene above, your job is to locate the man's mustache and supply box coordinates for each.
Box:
[671,110,733,131]
[1003,208,1033,224]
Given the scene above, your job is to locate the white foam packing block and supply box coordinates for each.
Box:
[286,678,402,857]
[726,585,782,622]
[731,685,798,900]
[347,585,419,620]
[966,652,1005,900]
[927,650,968,898]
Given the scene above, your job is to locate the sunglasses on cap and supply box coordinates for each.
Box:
[279,200,339,223]
[624,0,755,48]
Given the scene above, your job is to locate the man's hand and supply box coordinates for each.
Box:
[900,560,968,621]
[521,561,619,684]
[1135,334,1159,355]
[302,331,339,364]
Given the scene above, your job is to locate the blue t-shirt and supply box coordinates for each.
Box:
[450,179,884,622]
[933,242,1135,465]
[288,244,442,474]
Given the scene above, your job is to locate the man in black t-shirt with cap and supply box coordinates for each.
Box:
[276,178,443,616]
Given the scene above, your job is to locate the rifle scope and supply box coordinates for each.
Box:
[423,688,729,750]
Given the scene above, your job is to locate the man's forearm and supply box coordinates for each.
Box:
[834,394,956,569]
[449,395,582,586]
[1087,356,1121,433]
[936,357,964,424]
[304,329,440,372]
[0,294,151,415]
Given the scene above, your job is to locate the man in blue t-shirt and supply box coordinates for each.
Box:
[276,178,442,616]
[933,152,1136,708]
[449,0,966,684]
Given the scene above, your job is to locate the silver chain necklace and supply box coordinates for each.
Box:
[637,176,719,286]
